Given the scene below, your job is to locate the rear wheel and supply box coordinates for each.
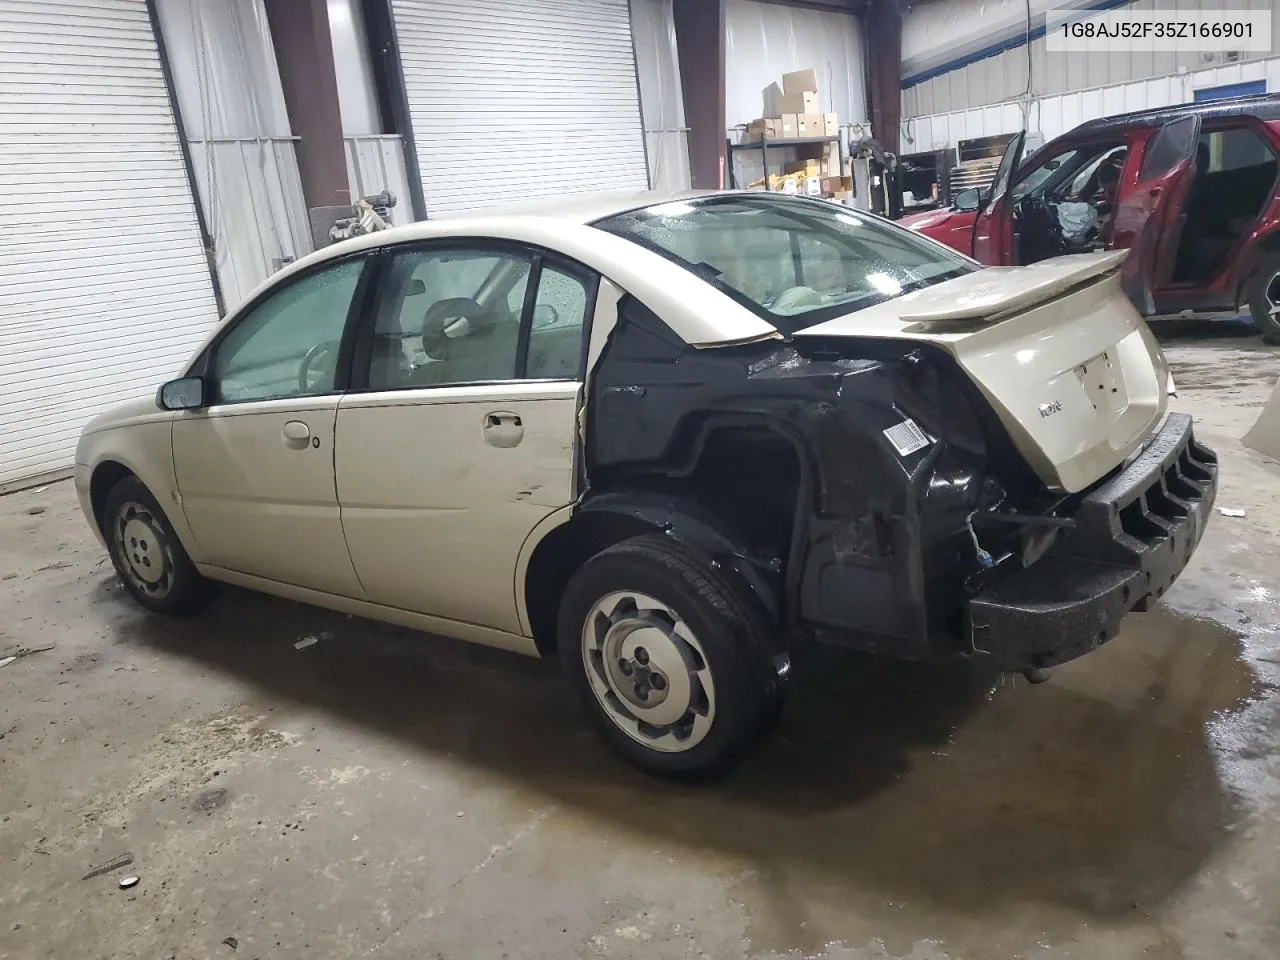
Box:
[103,476,212,616]
[559,534,783,780]
[1247,253,1280,344]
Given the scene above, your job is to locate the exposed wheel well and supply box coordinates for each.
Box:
[89,461,136,535]
[524,425,803,657]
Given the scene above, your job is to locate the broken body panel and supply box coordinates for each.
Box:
[581,252,1216,672]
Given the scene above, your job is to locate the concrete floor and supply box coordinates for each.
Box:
[1,332,1278,960]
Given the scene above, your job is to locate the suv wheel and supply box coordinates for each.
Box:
[1247,253,1280,344]
[103,476,212,616]
[559,534,783,780]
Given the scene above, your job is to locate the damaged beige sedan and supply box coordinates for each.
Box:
[76,192,1217,778]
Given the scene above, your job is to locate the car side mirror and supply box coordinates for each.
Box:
[406,278,426,296]
[158,376,207,411]
[954,188,981,212]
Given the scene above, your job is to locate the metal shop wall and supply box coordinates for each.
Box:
[901,0,1280,144]
[0,0,220,493]
[389,0,652,216]
[724,0,868,131]
[904,55,1280,152]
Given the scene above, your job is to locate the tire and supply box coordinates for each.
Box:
[1247,253,1280,344]
[102,476,213,616]
[558,533,784,780]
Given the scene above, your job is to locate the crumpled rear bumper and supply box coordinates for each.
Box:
[967,412,1217,671]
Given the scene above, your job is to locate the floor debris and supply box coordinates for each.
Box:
[118,876,139,889]
[82,854,133,881]
[25,507,45,516]
[1218,506,1247,517]
[222,936,239,950]
[294,636,319,650]
[0,657,14,669]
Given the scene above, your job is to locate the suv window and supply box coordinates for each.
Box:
[1011,148,1081,202]
[211,257,365,404]
[1139,116,1198,180]
[1199,126,1275,173]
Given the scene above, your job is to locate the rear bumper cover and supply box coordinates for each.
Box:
[967,413,1217,671]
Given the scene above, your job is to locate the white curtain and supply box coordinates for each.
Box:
[631,0,692,191]
[154,0,311,310]
[724,0,869,130]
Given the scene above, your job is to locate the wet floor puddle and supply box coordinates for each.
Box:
[550,607,1267,957]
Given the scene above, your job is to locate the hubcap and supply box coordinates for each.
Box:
[1266,270,1280,318]
[113,501,174,599]
[581,591,715,753]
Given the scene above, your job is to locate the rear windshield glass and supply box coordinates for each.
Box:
[594,195,977,332]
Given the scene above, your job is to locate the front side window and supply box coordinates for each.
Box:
[595,196,975,331]
[211,257,365,404]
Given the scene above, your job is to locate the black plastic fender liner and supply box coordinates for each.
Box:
[575,491,787,632]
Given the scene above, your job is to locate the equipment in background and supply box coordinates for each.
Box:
[328,191,398,244]
[896,150,953,212]
[848,136,899,218]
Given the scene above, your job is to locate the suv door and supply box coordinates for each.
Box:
[1112,115,1202,314]
[972,130,1027,264]
[335,243,596,636]
[172,255,371,597]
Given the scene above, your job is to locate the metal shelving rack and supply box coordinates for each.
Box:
[725,134,841,190]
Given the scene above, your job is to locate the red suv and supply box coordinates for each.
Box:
[901,95,1280,341]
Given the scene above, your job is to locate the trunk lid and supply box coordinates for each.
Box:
[794,251,1170,493]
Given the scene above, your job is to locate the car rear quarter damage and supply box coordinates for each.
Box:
[530,293,1217,674]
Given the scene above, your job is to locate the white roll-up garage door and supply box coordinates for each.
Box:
[0,0,220,492]
[390,0,650,216]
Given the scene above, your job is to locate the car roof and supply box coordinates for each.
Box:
[210,189,782,351]
[1069,93,1280,137]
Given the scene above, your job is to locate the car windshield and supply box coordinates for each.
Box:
[594,195,977,331]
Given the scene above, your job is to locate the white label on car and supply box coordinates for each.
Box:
[883,418,931,457]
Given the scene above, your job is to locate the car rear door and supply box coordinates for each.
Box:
[1110,115,1202,314]
[334,242,597,637]
[972,130,1027,265]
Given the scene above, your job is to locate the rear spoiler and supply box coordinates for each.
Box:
[899,250,1129,324]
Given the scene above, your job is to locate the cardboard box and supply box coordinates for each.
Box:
[804,175,822,197]
[778,114,797,138]
[796,113,825,137]
[776,91,819,115]
[785,158,821,177]
[762,81,784,115]
[744,117,784,141]
[822,143,842,178]
[822,112,838,137]
[782,67,819,95]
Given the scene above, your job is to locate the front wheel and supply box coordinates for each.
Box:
[1247,253,1280,344]
[559,534,783,780]
[103,476,213,616]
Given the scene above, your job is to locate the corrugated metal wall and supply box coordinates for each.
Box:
[903,0,1280,125]
[904,56,1280,152]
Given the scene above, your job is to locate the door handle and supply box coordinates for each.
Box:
[282,419,311,449]
[483,410,524,448]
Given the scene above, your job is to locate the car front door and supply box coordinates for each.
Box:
[171,255,370,598]
[335,243,596,636]
[972,130,1027,265]
[1111,115,1202,314]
